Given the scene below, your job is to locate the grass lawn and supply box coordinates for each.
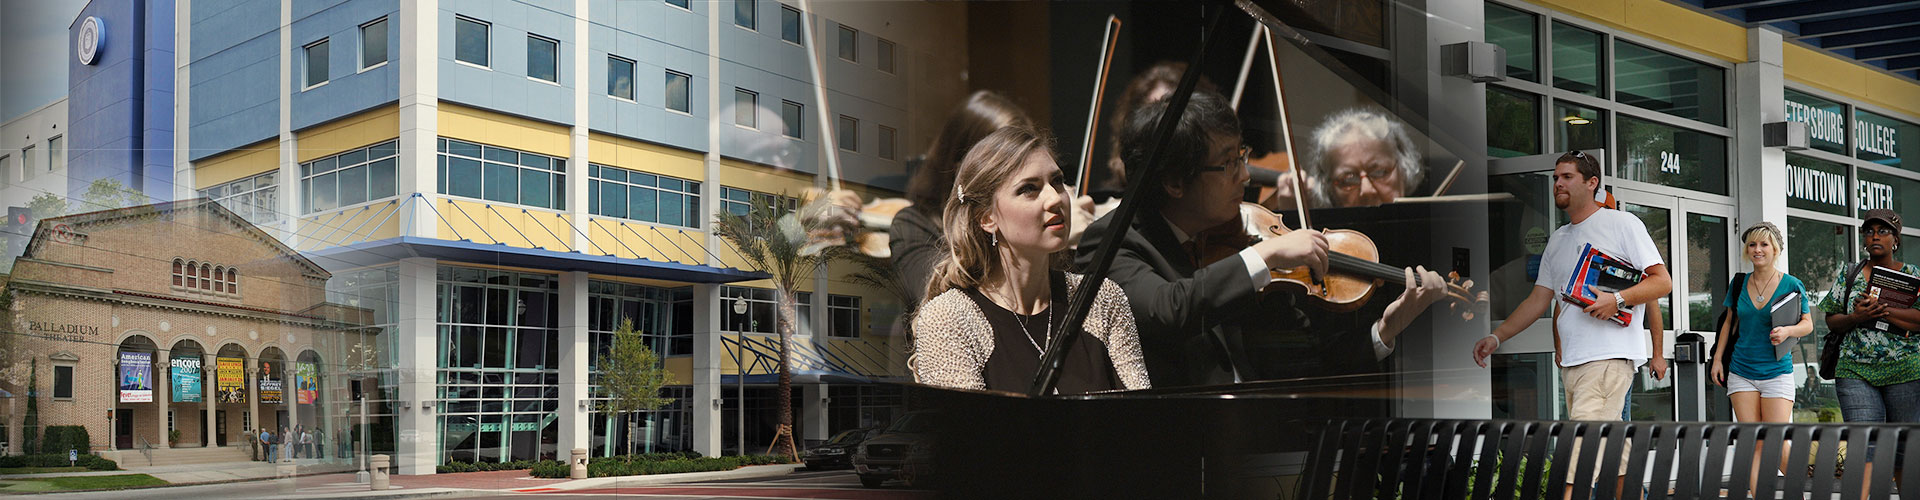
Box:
[0,474,169,492]
[0,467,87,475]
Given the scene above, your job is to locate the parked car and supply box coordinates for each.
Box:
[852,411,938,488]
[801,427,876,470]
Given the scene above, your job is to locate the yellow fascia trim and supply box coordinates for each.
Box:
[719,159,815,196]
[1786,44,1920,120]
[1528,0,1745,63]
[296,106,399,163]
[194,140,279,189]
[588,133,705,182]
[438,103,570,158]
[434,260,568,277]
[586,273,698,289]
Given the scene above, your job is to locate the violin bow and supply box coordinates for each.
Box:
[1075,16,1123,198]
[1034,2,1226,397]
[1264,25,1310,231]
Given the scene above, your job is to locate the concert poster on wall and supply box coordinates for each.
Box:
[216,357,246,403]
[259,360,283,404]
[296,362,318,404]
[171,356,203,403]
[119,351,153,403]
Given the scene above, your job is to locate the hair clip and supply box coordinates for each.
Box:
[955,186,964,202]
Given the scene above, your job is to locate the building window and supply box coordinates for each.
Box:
[454,16,490,67]
[664,70,691,113]
[228,268,238,294]
[303,140,399,213]
[721,286,812,335]
[1,155,11,188]
[1615,115,1728,195]
[734,0,755,30]
[780,6,802,46]
[877,38,895,74]
[837,25,857,62]
[47,136,63,173]
[215,266,226,293]
[1484,3,1537,83]
[173,259,184,286]
[434,265,563,461]
[201,170,280,226]
[361,18,388,69]
[607,56,635,100]
[878,126,897,160]
[19,146,33,181]
[588,281,695,361]
[53,365,74,399]
[1554,101,1606,152]
[827,295,860,338]
[838,115,857,152]
[1856,110,1917,172]
[527,35,559,83]
[1486,87,1538,158]
[201,263,213,291]
[735,89,758,129]
[1551,21,1604,97]
[1613,40,1724,126]
[304,39,330,89]
[185,260,198,289]
[781,100,803,139]
[666,0,690,9]
[436,138,566,210]
[588,163,702,228]
[720,186,796,216]
[1784,88,1849,156]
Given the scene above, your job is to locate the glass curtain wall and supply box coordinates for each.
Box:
[435,266,561,463]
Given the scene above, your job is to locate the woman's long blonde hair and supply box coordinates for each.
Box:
[1743,222,1786,267]
[922,126,1065,303]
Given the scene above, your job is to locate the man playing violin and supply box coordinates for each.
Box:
[1471,151,1671,497]
[1076,90,1447,387]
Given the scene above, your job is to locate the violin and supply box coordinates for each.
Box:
[1192,202,1487,319]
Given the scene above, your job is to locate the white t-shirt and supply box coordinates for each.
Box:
[1533,209,1664,368]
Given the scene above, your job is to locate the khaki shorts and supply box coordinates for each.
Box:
[1563,358,1635,483]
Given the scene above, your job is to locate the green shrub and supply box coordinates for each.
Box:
[527,454,790,478]
[0,453,117,471]
[38,426,91,455]
[437,459,558,474]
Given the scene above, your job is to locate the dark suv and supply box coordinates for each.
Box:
[801,427,876,470]
[852,411,937,488]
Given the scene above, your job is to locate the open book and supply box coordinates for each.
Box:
[1560,243,1643,326]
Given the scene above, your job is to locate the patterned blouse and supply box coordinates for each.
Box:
[910,273,1151,392]
[1817,262,1920,386]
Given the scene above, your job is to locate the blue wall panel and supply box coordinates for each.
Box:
[142,0,177,200]
[67,0,146,200]
[188,0,278,161]
[290,0,400,133]
[439,0,574,126]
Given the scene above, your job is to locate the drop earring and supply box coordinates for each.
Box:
[992,232,999,247]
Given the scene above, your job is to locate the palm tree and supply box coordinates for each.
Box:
[712,195,850,459]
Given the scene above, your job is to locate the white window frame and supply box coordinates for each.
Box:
[665,70,692,114]
[837,25,858,62]
[454,16,491,69]
[734,0,757,31]
[526,34,560,84]
[838,115,858,152]
[0,155,11,188]
[303,38,330,90]
[735,88,759,129]
[827,294,861,338]
[587,163,704,229]
[20,146,35,181]
[52,363,75,400]
[877,38,896,74]
[46,135,62,172]
[781,100,803,139]
[780,6,803,46]
[359,17,389,72]
[665,0,691,12]
[607,55,636,102]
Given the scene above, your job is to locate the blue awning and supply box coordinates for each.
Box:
[305,236,767,284]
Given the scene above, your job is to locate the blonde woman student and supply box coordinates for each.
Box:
[909,126,1149,394]
[1711,222,1812,484]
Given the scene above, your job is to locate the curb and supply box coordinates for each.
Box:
[261,487,486,500]
[530,463,804,491]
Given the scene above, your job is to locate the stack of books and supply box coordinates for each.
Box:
[1561,243,1643,326]
[1865,265,1920,335]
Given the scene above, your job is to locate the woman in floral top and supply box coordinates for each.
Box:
[1818,209,1919,490]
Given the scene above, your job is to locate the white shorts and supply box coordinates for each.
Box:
[1727,372,1795,399]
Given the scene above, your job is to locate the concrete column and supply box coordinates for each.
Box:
[802,383,827,444]
[398,0,441,238]
[394,257,439,474]
[556,271,591,460]
[278,0,299,247]
[173,0,194,202]
[568,0,591,252]
[1389,0,1495,420]
[248,366,259,450]
[1735,28,1788,263]
[205,354,216,447]
[155,355,170,449]
[690,284,723,457]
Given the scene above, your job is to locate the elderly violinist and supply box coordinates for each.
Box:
[1076,90,1447,387]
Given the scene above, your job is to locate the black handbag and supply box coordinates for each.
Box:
[1711,272,1749,368]
[1818,261,1869,380]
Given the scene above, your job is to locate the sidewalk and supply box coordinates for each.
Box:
[14,462,805,499]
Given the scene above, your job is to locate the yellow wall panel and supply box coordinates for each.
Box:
[582,216,713,265]
[1786,44,1920,119]
[194,142,278,189]
[665,357,693,386]
[294,198,406,251]
[434,199,581,252]
[588,134,705,181]
[297,106,399,162]
[719,160,815,196]
[1528,0,1744,63]
[438,103,571,158]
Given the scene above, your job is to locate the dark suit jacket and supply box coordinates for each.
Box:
[1075,210,1388,387]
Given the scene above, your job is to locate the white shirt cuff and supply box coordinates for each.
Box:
[1239,247,1272,292]
[1371,322,1394,360]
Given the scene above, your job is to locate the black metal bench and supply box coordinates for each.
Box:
[1298,419,1917,499]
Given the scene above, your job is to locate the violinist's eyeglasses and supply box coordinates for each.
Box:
[1195,146,1251,175]
[1332,164,1400,192]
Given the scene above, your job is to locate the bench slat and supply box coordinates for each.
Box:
[1491,421,1530,500]
[1812,425,1844,499]
[1564,422,1598,499]
[1868,426,1898,499]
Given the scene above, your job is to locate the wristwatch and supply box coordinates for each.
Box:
[1613,292,1627,311]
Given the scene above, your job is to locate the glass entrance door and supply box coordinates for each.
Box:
[1613,187,1734,422]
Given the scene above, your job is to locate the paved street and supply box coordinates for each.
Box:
[476,470,932,500]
